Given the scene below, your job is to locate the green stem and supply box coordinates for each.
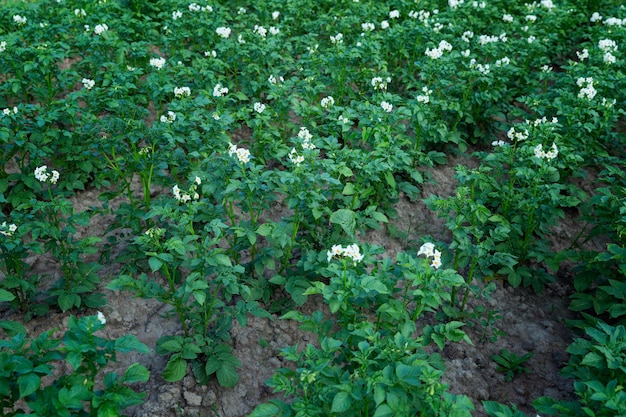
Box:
[162,263,188,336]
[460,257,479,312]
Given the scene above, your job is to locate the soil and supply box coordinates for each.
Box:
[3,153,594,417]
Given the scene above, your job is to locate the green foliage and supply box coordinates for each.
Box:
[491,349,534,382]
[0,314,148,416]
[251,247,473,416]
[1,0,626,414]
[482,401,527,417]
[535,321,626,416]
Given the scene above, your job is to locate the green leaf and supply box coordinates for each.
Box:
[216,363,239,387]
[214,253,232,267]
[97,404,118,417]
[384,171,396,188]
[256,223,273,237]
[330,209,356,237]
[0,320,26,336]
[163,356,187,382]
[395,364,421,386]
[124,363,150,384]
[58,293,80,312]
[193,290,206,305]
[18,373,40,398]
[248,403,282,417]
[148,257,163,272]
[331,391,352,413]
[342,182,356,195]
[373,404,394,417]
[371,211,388,223]
[115,335,150,354]
[0,289,15,302]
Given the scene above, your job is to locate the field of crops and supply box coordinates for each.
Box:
[1,0,626,416]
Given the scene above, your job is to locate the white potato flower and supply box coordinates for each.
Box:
[216,27,231,38]
[174,86,191,97]
[253,102,266,113]
[94,23,108,35]
[82,78,95,90]
[321,96,335,109]
[149,57,166,70]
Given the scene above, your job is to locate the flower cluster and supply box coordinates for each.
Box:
[478,33,507,45]
[598,39,618,64]
[94,23,108,35]
[268,74,284,85]
[34,165,60,184]
[228,142,251,164]
[321,96,335,109]
[361,22,375,32]
[82,78,95,90]
[408,9,436,25]
[0,222,17,237]
[172,181,200,203]
[577,77,597,100]
[2,107,18,116]
[254,25,268,38]
[492,140,507,147]
[160,111,176,123]
[526,116,558,126]
[253,102,266,114]
[602,98,617,108]
[507,127,529,141]
[469,59,490,75]
[288,148,304,166]
[298,127,316,150]
[449,0,464,9]
[216,27,231,38]
[416,86,433,104]
[0,41,6,52]
[330,33,343,44]
[418,242,442,269]
[327,244,364,263]
[541,65,553,72]
[13,15,27,25]
[576,48,589,61]
[371,76,391,91]
[425,40,452,59]
[150,56,166,70]
[144,227,165,239]
[495,56,511,67]
[213,83,228,97]
[380,101,393,113]
[462,31,474,42]
[172,10,182,20]
[174,86,191,97]
[604,17,626,27]
[74,8,86,17]
[338,114,350,124]
[534,143,558,160]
